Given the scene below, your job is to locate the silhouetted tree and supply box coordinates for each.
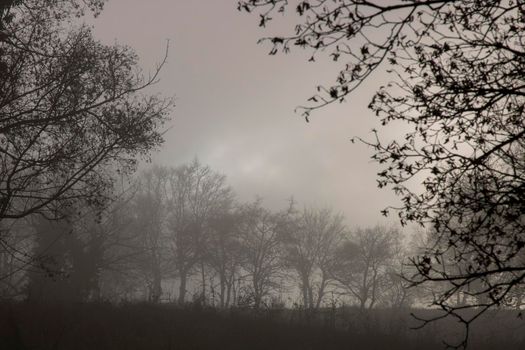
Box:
[206,209,243,308]
[332,226,401,309]
[282,206,346,310]
[0,0,103,28]
[26,206,107,302]
[83,188,140,302]
[0,0,171,223]
[237,200,285,308]
[130,166,171,302]
[166,160,234,304]
[240,2,525,346]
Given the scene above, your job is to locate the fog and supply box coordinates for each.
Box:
[2,1,524,349]
[91,0,401,226]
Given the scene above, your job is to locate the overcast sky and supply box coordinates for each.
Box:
[91,0,404,228]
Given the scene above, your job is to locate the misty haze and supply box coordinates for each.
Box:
[1,1,525,349]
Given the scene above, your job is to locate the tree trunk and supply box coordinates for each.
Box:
[151,265,162,303]
[178,270,187,304]
[301,278,309,309]
[225,273,234,308]
[315,273,327,310]
[200,262,206,304]
[307,285,314,310]
[253,278,261,308]
[359,295,366,310]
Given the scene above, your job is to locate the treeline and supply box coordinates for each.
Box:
[0,159,414,309]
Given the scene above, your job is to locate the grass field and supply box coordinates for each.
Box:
[1,302,523,349]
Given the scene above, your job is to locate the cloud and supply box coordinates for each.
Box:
[92,0,404,228]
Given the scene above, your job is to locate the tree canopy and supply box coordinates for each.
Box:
[0,0,171,221]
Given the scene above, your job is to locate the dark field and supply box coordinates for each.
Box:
[1,303,523,350]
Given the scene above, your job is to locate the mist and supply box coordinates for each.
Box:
[1,1,524,349]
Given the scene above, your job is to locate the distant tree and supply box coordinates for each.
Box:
[130,166,171,302]
[240,2,525,345]
[381,269,413,309]
[25,207,107,303]
[282,206,346,310]
[332,226,402,309]
[21,168,170,303]
[0,220,32,299]
[0,0,171,223]
[205,209,243,308]
[166,160,234,304]
[25,216,72,302]
[237,200,285,308]
[84,189,140,302]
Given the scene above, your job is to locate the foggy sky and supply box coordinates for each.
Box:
[91,0,403,228]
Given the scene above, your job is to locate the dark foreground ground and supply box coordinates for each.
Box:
[0,302,524,350]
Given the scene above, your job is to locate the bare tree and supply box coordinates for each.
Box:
[283,206,346,310]
[166,160,234,304]
[129,166,170,302]
[237,199,285,308]
[205,210,243,308]
[83,189,143,302]
[0,0,171,223]
[332,226,401,309]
